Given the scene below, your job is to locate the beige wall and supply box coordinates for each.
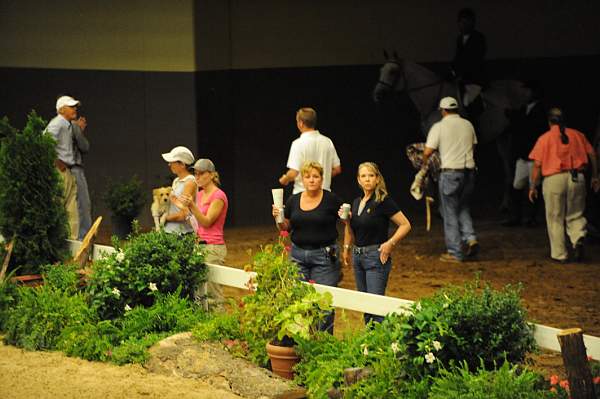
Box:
[196,0,600,71]
[0,0,196,72]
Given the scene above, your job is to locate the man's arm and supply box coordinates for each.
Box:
[421,146,435,172]
[528,161,542,202]
[279,169,299,186]
[72,118,90,153]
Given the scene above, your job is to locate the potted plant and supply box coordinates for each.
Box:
[240,231,333,379]
[103,176,145,239]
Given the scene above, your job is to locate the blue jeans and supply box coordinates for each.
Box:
[439,170,477,260]
[290,243,340,334]
[352,248,391,325]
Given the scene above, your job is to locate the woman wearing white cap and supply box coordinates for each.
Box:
[180,158,228,308]
[161,146,197,234]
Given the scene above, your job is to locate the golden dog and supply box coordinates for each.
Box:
[151,186,172,231]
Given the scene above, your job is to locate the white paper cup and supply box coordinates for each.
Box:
[341,203,351,220]
[272,188,284,223]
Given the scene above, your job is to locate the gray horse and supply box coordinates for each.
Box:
[373,54,529,211]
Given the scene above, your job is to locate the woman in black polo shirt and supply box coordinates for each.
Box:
[272,160,342,333]
[342,162,411,325]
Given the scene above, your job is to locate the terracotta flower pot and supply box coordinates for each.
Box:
[266,342,300,380]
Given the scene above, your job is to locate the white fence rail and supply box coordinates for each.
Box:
[68,240,600,359]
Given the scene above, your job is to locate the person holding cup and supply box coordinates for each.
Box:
[272,160,343,333]
[179,159,229,308]
[341,162,411,326]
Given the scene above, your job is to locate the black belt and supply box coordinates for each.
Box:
[353,244,380,255]
[294,242,336,250]
[441,168,475,172]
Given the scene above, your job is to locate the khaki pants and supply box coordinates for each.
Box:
[542,172,587,260]
[59,167,79,240]
[195,244,227,309]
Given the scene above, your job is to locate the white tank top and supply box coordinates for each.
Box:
[164,174,197,234]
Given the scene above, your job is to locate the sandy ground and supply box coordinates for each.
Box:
[1,217,598,398]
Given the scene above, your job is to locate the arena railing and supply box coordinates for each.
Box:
[69,240,600,360]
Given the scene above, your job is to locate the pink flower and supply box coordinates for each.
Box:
[550,375,559,385]
[279,230,289,238]
[308,279,316,284]
[284,245,291,253]
[593,376,600,384]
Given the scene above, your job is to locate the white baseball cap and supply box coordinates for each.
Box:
[439,96,459,110]
[161,146,195,165]
[56,95,80,111]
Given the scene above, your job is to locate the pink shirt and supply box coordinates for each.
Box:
[529,126,594,177]
[196,188,228,244]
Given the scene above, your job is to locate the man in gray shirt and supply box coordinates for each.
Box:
[45,95,81,240]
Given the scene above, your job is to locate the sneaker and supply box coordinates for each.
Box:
[439,253,463,263]
[465,240,480,257]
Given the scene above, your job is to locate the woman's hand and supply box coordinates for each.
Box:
[170,194,188,210]
[179,194,194,207]
[272,204,282,219]
[337,205,352,223]
[378,241,394,264]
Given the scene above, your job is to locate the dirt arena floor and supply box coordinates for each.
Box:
[1,216,598,398]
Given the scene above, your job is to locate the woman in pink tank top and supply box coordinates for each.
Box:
[180,158,228,309]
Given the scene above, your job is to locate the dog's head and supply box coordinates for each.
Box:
[153,187,172,205]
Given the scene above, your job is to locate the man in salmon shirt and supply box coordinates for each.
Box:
[529,108,600,263]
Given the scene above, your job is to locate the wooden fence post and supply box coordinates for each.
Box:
[557,328,597,399]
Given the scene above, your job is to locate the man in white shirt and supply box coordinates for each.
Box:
[279,107,341,194]
[421,97,479,262]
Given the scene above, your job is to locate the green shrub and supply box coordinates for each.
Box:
[3,285,95,350]
[0,273,19,331]
[0,113,69,274]
[42,263,80,294]
[110,333,168,365]
[192,311,243,342]
[429,362,551,399]
[86,231,206,319]
[103,176,145,221]
[118,288,205,338]
[395,280,535,380]
[57,320,121,361]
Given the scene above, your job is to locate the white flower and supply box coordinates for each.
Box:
[115,251,125,262]
[391,342,400,354]
[415,302,422,311]
[443,302,449,309]
[361,344,369,356]
[124,304,132,312]
[433,341,442,351]
[148,282,158,292]
[425,352,436,364]
[111,287,120,297]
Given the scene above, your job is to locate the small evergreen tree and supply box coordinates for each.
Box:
[0,111,69,274]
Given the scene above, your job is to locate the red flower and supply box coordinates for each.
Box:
[284,245,291,253]
[593,376,600,384]
[559,380,569,390]
[550,375,559,385]
[279,230,289,238]
[308,279,316,284]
